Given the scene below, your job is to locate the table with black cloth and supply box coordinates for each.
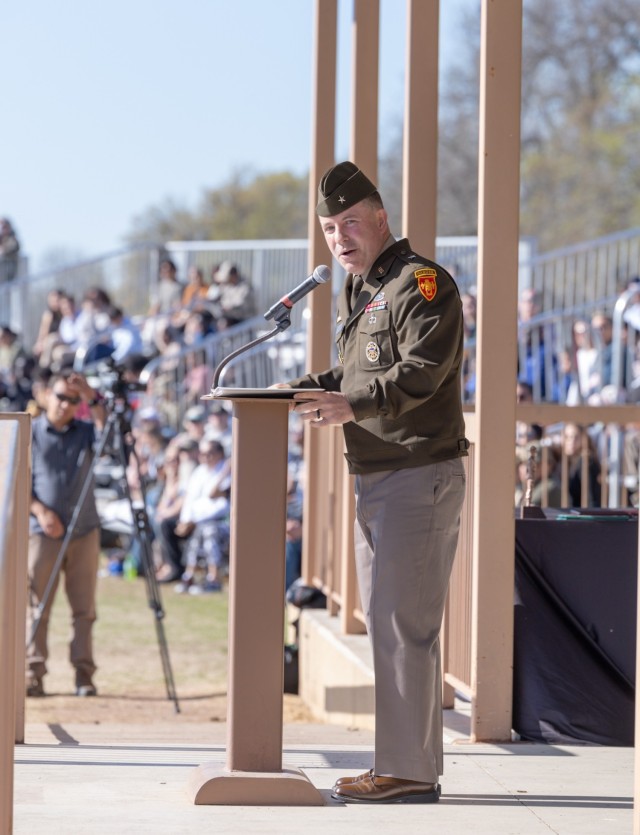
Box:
[513,512,637,746]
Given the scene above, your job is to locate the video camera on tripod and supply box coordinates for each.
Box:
[86,355,147,410]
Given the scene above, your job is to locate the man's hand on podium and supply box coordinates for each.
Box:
[292,391,355,426]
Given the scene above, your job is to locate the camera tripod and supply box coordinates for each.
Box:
[27,392,180,713]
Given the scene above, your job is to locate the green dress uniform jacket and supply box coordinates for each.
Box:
[290,237,468,473]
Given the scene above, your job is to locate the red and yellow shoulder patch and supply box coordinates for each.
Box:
[415,268,437,302]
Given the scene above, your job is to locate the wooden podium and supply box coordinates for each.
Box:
[187,390,323,805]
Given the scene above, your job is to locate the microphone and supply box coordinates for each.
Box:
[264,265,331,321]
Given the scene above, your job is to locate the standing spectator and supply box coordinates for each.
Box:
[0,217,20,283]
[207,261,256,329]
[26,371,106,697]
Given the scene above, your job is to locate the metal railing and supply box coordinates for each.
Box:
[529,227,640,311]
[135,316,307,430]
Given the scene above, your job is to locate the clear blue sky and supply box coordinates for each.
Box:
[2,0,474,271]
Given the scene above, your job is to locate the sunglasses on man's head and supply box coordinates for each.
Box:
[54,392,81,405]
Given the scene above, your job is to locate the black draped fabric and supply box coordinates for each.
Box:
[513,517,637,745]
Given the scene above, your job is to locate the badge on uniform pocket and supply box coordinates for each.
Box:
[365,341,380,363]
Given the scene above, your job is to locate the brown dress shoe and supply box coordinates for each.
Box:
[333,769,373,788]
[332,773,441,804]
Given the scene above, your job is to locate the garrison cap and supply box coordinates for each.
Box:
[316,161,378,217]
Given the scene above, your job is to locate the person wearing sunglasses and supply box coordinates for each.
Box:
[26,371,106,698]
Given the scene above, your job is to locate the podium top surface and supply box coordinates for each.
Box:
[202,387,323,401]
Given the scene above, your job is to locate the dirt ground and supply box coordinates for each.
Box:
[25,689,316,726]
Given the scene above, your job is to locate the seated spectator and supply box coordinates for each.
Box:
[108,305,144,364]
[517,287,562,401]
[207,261,256,329]
[174,504,231,595]
[169,404,207,458]
[560,422,602,507]
[150,447,186,574]
[148,258,183,318]
[74,287,113,363]
[585,311,629,405]
[622,421,640,507]
[285,475,303,592]
[204,402,232,456]
[565,319,598,405]
[181,265,209,310]
[33,289,64,362]
[170,265,211,332]
[0,324,26,376]
[146,258,185,352]
[0,218,20,283]
[39,292,79,367]
[180,310,216,407]
[460,291,477,401]
[156,439,230,583]
[0,325,34,410]
[622,276,640,331]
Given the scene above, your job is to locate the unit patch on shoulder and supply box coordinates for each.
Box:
[415,268,437,302]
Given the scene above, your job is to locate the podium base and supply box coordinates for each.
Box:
[187,763,325,806]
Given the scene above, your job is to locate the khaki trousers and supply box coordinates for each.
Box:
[354,458,466,783]
[26,528,100,685]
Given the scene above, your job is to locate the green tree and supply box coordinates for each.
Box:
[381,0,640,250]
[124,168,308,245]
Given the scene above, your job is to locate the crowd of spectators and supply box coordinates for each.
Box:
[457,277,640,511]
[1,255,303,597]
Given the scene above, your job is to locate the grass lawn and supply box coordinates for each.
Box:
[25,561,313,726]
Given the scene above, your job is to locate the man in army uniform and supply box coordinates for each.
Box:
[287,161,468,804]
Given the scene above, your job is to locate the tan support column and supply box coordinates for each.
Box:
[12,414,30,746]
[1,416,31,835]
[403,0,439,256]
[470,0,522,742]
[351,0,379,177]
[635,515,640,833]
[302,0,337,589]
